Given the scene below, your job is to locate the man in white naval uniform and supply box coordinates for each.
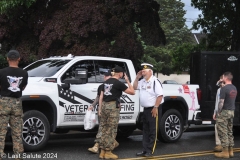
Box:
[133,63,164,157]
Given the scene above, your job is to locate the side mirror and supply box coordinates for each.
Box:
[61,83,70,90]
[74,68,88,84]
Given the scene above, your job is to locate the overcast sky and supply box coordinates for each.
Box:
[181,0,202,32]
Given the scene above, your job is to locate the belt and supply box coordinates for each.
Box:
[103,101,115,104]
[144,106,154,110]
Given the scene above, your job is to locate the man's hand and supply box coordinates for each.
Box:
[151,107,158,118]
[136,71,142,79]
[213,113,216,120]
[124,73,129,82]
[133,71,142,90]
[98,110,101,116]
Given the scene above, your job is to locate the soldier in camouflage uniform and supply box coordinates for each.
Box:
[0,50,28,160]
[88,70,119,153]
[215,72,237,159]
[98,66,135,159]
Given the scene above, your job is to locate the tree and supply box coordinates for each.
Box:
[141,46,172,75]
[172,43,195,74]
[141,0,193,74]
[191,0,240,51]
[0,0,166,67]
[157,0,193,49]
[0,0,36,14]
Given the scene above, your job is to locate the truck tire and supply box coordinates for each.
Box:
[22,110,50,151]
[158,109,183,143]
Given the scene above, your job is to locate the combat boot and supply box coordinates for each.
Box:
[114,140,119,149]
[229,147,234,158]
[214,147,229,158]
[104,151,118,159]
[214,145,222,152]
[99,149,106,159]
[88,143,99,153]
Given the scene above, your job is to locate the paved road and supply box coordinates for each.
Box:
[3,126,240,160]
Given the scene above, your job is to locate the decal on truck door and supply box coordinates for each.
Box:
[189,91,196,111]
[58,85,135,121]
[58,85,94,122]
[119,95,135,120]
[182,85,190,93]
[178,87,183,93]
[120,95,134,113]
[180,85,196,111]
[58,85,93,105]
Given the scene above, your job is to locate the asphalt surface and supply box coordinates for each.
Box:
[3,125,240,160]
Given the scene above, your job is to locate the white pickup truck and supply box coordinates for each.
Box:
[19,54,202,151]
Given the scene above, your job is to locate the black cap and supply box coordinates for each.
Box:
[7,50,20,59]
[104,70,112,76]
[141,63,153,70]
[113,65,125,73]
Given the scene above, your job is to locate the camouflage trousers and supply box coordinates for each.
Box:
[99,101,120,151]
[95,115,118,143]
[216,109,234,148]
[95,114,118,145]
[0,97,24,159]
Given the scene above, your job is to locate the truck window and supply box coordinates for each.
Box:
[24,59,70,77]
[61,60,96,83]
[94,60,131,83]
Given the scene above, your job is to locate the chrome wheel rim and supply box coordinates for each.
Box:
[165,115,181,140]
[22,117,45,146]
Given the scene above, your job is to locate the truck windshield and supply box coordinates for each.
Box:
[24,59,70,77]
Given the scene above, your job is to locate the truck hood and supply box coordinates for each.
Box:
[28,77,44,82]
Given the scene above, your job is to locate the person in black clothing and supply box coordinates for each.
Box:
[0,50,28,159]
[98,66,135,159]
[88,70,119,153]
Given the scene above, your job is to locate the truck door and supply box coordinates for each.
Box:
[58,60,100,126]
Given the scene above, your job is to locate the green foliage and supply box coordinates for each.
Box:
[133,22,147,49]
[172,43,195,74]
[157,0,193,49]
[140,0,194,74]
[191,0,240,51]
[140,46,172,75]
[0,54,7,69]
[0,0,36,14]
[171,39,210,74]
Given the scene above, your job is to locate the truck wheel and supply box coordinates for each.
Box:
[158,109,183,143]
[22,110,50,151]
[117,127,135,138]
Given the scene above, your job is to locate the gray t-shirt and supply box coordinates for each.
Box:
[220,84,237,110]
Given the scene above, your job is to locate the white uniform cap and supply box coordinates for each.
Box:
[141,63,153,70]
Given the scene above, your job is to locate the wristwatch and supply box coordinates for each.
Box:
[154,106,158,108]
